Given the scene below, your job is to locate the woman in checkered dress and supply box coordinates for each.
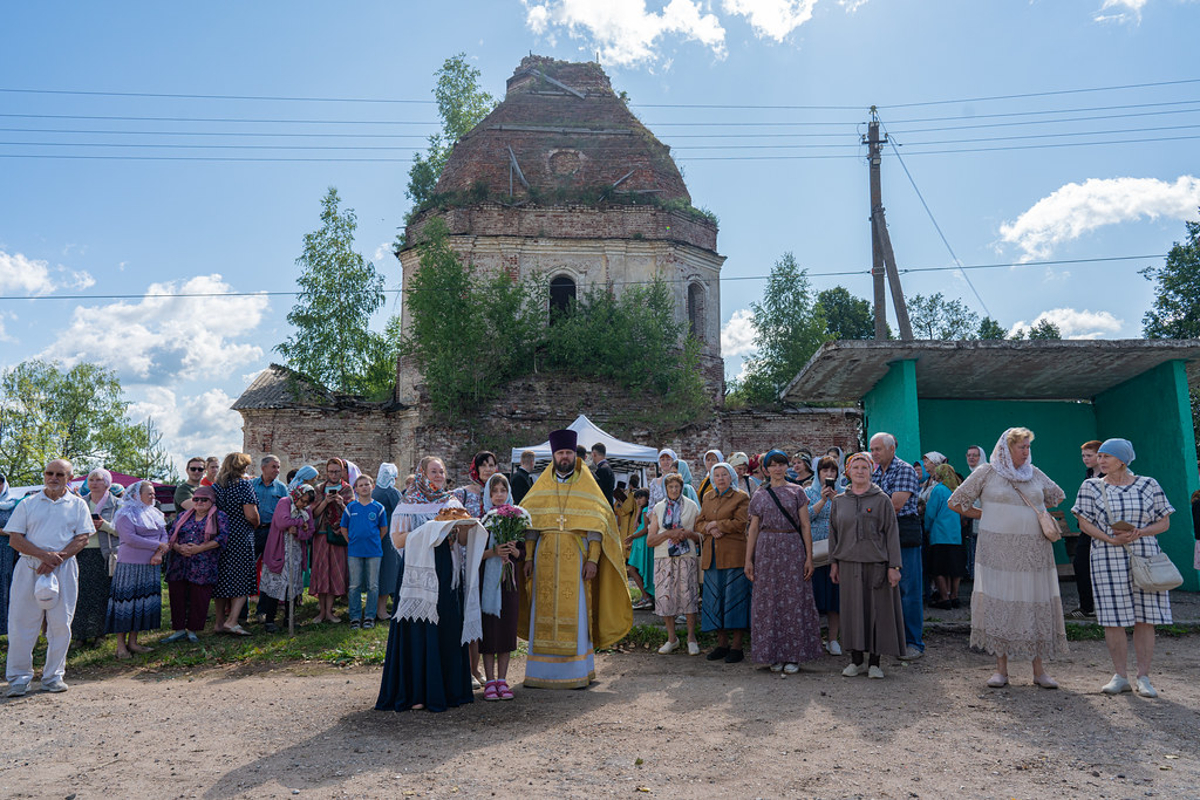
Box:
[1071,438,1174,699]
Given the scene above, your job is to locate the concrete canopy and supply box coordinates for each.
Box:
[782,339,1200,403]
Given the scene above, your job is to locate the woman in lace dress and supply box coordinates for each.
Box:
[949,427,1067,690]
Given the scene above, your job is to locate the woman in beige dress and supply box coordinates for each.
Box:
[949,427,1067,689]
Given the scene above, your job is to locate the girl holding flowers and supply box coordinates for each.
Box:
[479,473,527,700]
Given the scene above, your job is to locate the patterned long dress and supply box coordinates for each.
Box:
[747,484,823,664]
[950,466,1068,660]
[213,479,260,599]
[310,481,351,597]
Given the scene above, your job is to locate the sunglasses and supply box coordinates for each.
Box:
[188,467,204,472]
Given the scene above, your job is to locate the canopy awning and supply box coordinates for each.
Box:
[510,414,660,474]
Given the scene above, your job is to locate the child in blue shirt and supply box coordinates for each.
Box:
[339,474,388,628]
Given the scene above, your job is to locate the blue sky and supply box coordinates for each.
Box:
[1,1,1198,471]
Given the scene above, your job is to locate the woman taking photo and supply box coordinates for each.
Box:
[950,428,1067,689]
[164,485,228,641]
[212,452,261,635]
[805,456,842,655]
[1072,438,1174,698]
[745,451,823,674]
[310,457,351,624]
[106,480,170,659]
[829,452,905,679]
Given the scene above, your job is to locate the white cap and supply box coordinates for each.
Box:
[34,572,60,610]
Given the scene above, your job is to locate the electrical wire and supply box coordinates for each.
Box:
[0,254,1168,303]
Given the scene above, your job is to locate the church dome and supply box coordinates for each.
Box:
[434,56,691,204]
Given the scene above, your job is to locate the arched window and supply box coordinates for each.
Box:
[549,275,576,321]
[687,282,705,341]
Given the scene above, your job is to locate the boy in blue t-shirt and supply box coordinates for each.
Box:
[339,474,388,628]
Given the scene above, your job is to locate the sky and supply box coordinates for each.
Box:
[1,0,1198,473]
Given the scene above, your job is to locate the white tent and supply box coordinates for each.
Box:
[510,414,660,475]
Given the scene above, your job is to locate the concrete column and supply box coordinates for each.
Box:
[863,359,921,457]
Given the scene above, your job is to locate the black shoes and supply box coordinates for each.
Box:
[706,646,730,661]
[724,648,744,664]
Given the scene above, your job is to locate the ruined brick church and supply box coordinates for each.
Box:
[234,56,859,478]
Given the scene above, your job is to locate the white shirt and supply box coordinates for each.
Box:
[4,490,95,552]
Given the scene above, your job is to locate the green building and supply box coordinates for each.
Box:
[784,340,1200,591]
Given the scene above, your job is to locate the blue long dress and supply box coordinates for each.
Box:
[375,536,473,713]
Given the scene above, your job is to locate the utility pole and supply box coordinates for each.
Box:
[863,107,913,340]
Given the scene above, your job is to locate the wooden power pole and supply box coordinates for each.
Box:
[863,107,913,340]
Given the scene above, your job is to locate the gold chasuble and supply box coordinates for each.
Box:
[518,461,633,680]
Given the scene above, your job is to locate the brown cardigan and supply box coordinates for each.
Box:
[696,489,750,570]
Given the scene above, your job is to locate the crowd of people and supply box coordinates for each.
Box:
[0,428,1187,706]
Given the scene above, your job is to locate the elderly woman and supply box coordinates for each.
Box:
[259,482,316,633]
[950,428,1067,689]
[646,472,702,655]
[806,456,842,654]
[72,468,120,645]
[377,456,476,713]
[0,474,17,635]
[745,450,823,674]
[106,480,170,659]
[696,462,751,663]
[164,485,228,641]
[212,452,262,635]
[1071,438,1175,698]
[829,452,905,678]
[649,448,677,511]
[925,464,968,610]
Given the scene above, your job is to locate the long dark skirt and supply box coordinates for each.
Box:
[105,562,162,634]
[72,548,111,642]
[376,539,473,713]
[480,555,523,655]
[838,560,905,658]
[0,534,14,633]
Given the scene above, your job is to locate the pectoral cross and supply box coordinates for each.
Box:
[556,514,567,531]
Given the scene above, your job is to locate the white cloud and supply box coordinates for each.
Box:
[721,308,757,357]
[838,0,868,11]
[1094,0,1148,23]
[0,250,94,295]
[40,273,269,385]
[522,0,727,66]
[128,386,245,473]
[1008,307,1124,340]
[999,175,1200,261]
[723,0,818,41]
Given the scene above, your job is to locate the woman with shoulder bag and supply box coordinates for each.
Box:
[1071,438,1175,698]
[949,427,1068,690]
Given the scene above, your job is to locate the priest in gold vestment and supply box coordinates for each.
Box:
[519,428,633,688]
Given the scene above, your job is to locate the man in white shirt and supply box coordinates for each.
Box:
[5,458,94,696]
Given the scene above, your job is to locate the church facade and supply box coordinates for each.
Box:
[397,55,726,401]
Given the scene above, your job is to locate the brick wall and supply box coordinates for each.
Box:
[239,376,861,488]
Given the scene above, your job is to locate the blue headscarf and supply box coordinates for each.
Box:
[674,459,700,504]
[288,465,319,492]
[480,472,517,618]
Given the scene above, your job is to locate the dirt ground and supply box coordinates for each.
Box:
[2,628,1199,800]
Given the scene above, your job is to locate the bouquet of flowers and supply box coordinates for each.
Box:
[481,503,531,591]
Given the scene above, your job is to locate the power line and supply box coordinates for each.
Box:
[2,76,1195,110]
[0,254,1168,303]
[881,124,991,317]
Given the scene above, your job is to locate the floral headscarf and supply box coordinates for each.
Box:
[990,429,1034,482]
[405,464,453,504]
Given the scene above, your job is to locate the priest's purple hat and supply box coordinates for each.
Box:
[548,428,577,454]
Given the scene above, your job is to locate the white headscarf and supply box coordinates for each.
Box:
[658,448,678,464]
[114,479,166,530]
[968,445,989,471]
[708,462,738,493]
[923,451,947,466]
[376,462,399,491]
[483,473,513,513]
[703,449,725,467]
[989,429,1034,483]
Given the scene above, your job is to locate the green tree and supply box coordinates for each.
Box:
[1026,319,1063,340]
[277,188,397,398]
[0,360,174,483]
[977,317,1007,339]
[908,292,979,340]
[815,286,875,340]
[1142,216,1200,339]
[407,53,497,210]
[737,253,829,405]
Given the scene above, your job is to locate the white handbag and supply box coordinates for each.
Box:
[1098,479,1182,593]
